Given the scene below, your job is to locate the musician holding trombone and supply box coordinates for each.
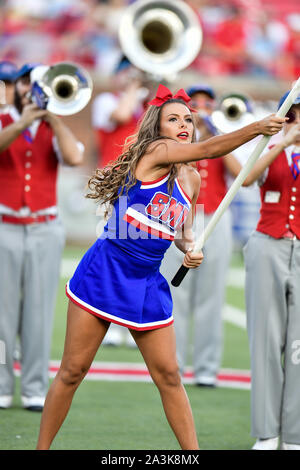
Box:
[0,63,84,412]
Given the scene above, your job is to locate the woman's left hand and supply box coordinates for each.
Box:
[183,248,204,269]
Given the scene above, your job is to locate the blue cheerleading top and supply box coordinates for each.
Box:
[103,171,191,257]
[66,172,192,331]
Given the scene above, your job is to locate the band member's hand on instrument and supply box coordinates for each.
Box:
[240,123,300,187]
[20,103,47,130]
[183,247,204,269]
[0,103,47,152]
[111,78,145,125]
[282,122,300,147]
[257,114,286,136]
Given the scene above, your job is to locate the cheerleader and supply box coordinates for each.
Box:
[36,84,284,450]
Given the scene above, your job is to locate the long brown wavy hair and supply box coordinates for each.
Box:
[86,98,195,218]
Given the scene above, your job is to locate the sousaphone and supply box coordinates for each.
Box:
[118,0,203,80]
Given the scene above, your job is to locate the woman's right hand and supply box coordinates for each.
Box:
[257,114,286,136]
[183,247,204,269]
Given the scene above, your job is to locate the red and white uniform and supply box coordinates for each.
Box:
[244,144,300,444]
[0,107,64,217]
[0,107,66,405]
[0,110,59,213]
[257,146,300,238]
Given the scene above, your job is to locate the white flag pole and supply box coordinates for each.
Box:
[172,77,300,287]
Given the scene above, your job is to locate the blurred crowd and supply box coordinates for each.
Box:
[0,0,299,81]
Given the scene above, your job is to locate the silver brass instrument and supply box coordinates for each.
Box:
[29,62,93,115]
[211,93,255,134]
[118,0,203,80]
[219,96,248,121]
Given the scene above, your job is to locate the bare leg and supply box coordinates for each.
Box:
[130,325,199,450]
[36,301,110,450]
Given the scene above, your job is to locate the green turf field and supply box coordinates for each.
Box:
[0,246,255,451]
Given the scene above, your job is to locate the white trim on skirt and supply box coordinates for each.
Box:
[65,281,174,331]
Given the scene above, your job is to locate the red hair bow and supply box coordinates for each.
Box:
[148,84,196,111]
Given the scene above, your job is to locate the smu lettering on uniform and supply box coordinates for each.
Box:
[146,191,188,229]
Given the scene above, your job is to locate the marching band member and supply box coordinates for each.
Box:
[92,55,151,169]
[0,63,84,412]
[242,93,300,450]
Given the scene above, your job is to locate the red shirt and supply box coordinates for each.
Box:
[214,18,247,53]
[256,149,300,239]
[196,158,227,214]
[95,116,139,168]
[0,113,58,211]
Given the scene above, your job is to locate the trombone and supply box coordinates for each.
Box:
[29,62,93,116]
[211,93,255,134]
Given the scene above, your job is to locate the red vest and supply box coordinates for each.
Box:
[0,113,58,211]
[256,149,300,238]
[196,158,227,214]
[96,116,139,168]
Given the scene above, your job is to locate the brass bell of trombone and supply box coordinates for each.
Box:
[211,93,255,134]
[29,62,93,116]
[118,0,203,81]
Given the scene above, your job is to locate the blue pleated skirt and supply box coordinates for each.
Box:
[66,236,173,330]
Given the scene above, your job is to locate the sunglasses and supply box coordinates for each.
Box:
[286,110,298,123]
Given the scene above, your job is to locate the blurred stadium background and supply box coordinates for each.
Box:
[1,0,299,247]
[0,0,299,450]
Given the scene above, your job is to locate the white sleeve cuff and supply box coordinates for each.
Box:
[91,93,119,132]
